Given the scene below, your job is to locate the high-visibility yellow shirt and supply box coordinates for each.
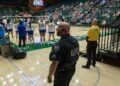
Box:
[87,25,100,41]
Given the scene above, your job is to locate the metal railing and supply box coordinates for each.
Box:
[98,25,120,58]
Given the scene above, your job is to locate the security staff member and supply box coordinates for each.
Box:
[82,19,100,69]
[47,22,80,86]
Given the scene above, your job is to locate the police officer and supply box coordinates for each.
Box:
[82,19,100,69]
[47,22,80,86]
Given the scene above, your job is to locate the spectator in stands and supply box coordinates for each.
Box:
[82,19,100,69]
[47,22,79,86]
[102,20,107,26]
[112,10,120,26]
[61,18,65,22]
[17,20,26,48]
[48,19,55,41]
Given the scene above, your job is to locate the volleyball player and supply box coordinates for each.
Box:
[6,19,13,39]
[38,18,46,43]
[27,22,34,45]
[14,21,19,39]
[48,19,55,41]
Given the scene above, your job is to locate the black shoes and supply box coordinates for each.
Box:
[82,65,90,69]
[82,64,96,69]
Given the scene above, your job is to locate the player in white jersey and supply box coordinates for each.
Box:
[48,19,55,40]
[27,22,34,44]
[6,19,13,38]
[14,21,19,39]
[38,18,46,42]
[2,18,7,27]
[24,18,29,33]
[24,18,30,42]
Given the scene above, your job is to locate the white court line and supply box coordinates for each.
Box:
[6,59,34,86]
[93,67,101,86]
[4,56,101,86]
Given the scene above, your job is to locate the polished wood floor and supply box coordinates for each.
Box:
[0,26,120,86]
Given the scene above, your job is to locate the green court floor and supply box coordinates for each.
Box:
[11,35,86,51]
[11,29,118,51]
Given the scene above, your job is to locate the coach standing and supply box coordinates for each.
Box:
[82,19,100,69]
[47,22,80,86]
[18,20,26,48]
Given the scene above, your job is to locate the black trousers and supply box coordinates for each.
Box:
[86,41,97,67]
[19,37,26,47]
[54,68,75,86]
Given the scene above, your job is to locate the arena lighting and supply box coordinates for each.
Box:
[33,0,44,6]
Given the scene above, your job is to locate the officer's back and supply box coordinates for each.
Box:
[49,22,79,71]
[56,35,79,71]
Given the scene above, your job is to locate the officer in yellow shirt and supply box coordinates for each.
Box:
[82,19,100,69]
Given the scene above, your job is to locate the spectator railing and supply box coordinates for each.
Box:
[98,25,120,58]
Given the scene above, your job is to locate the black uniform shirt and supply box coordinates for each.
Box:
[49,34,79,70]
